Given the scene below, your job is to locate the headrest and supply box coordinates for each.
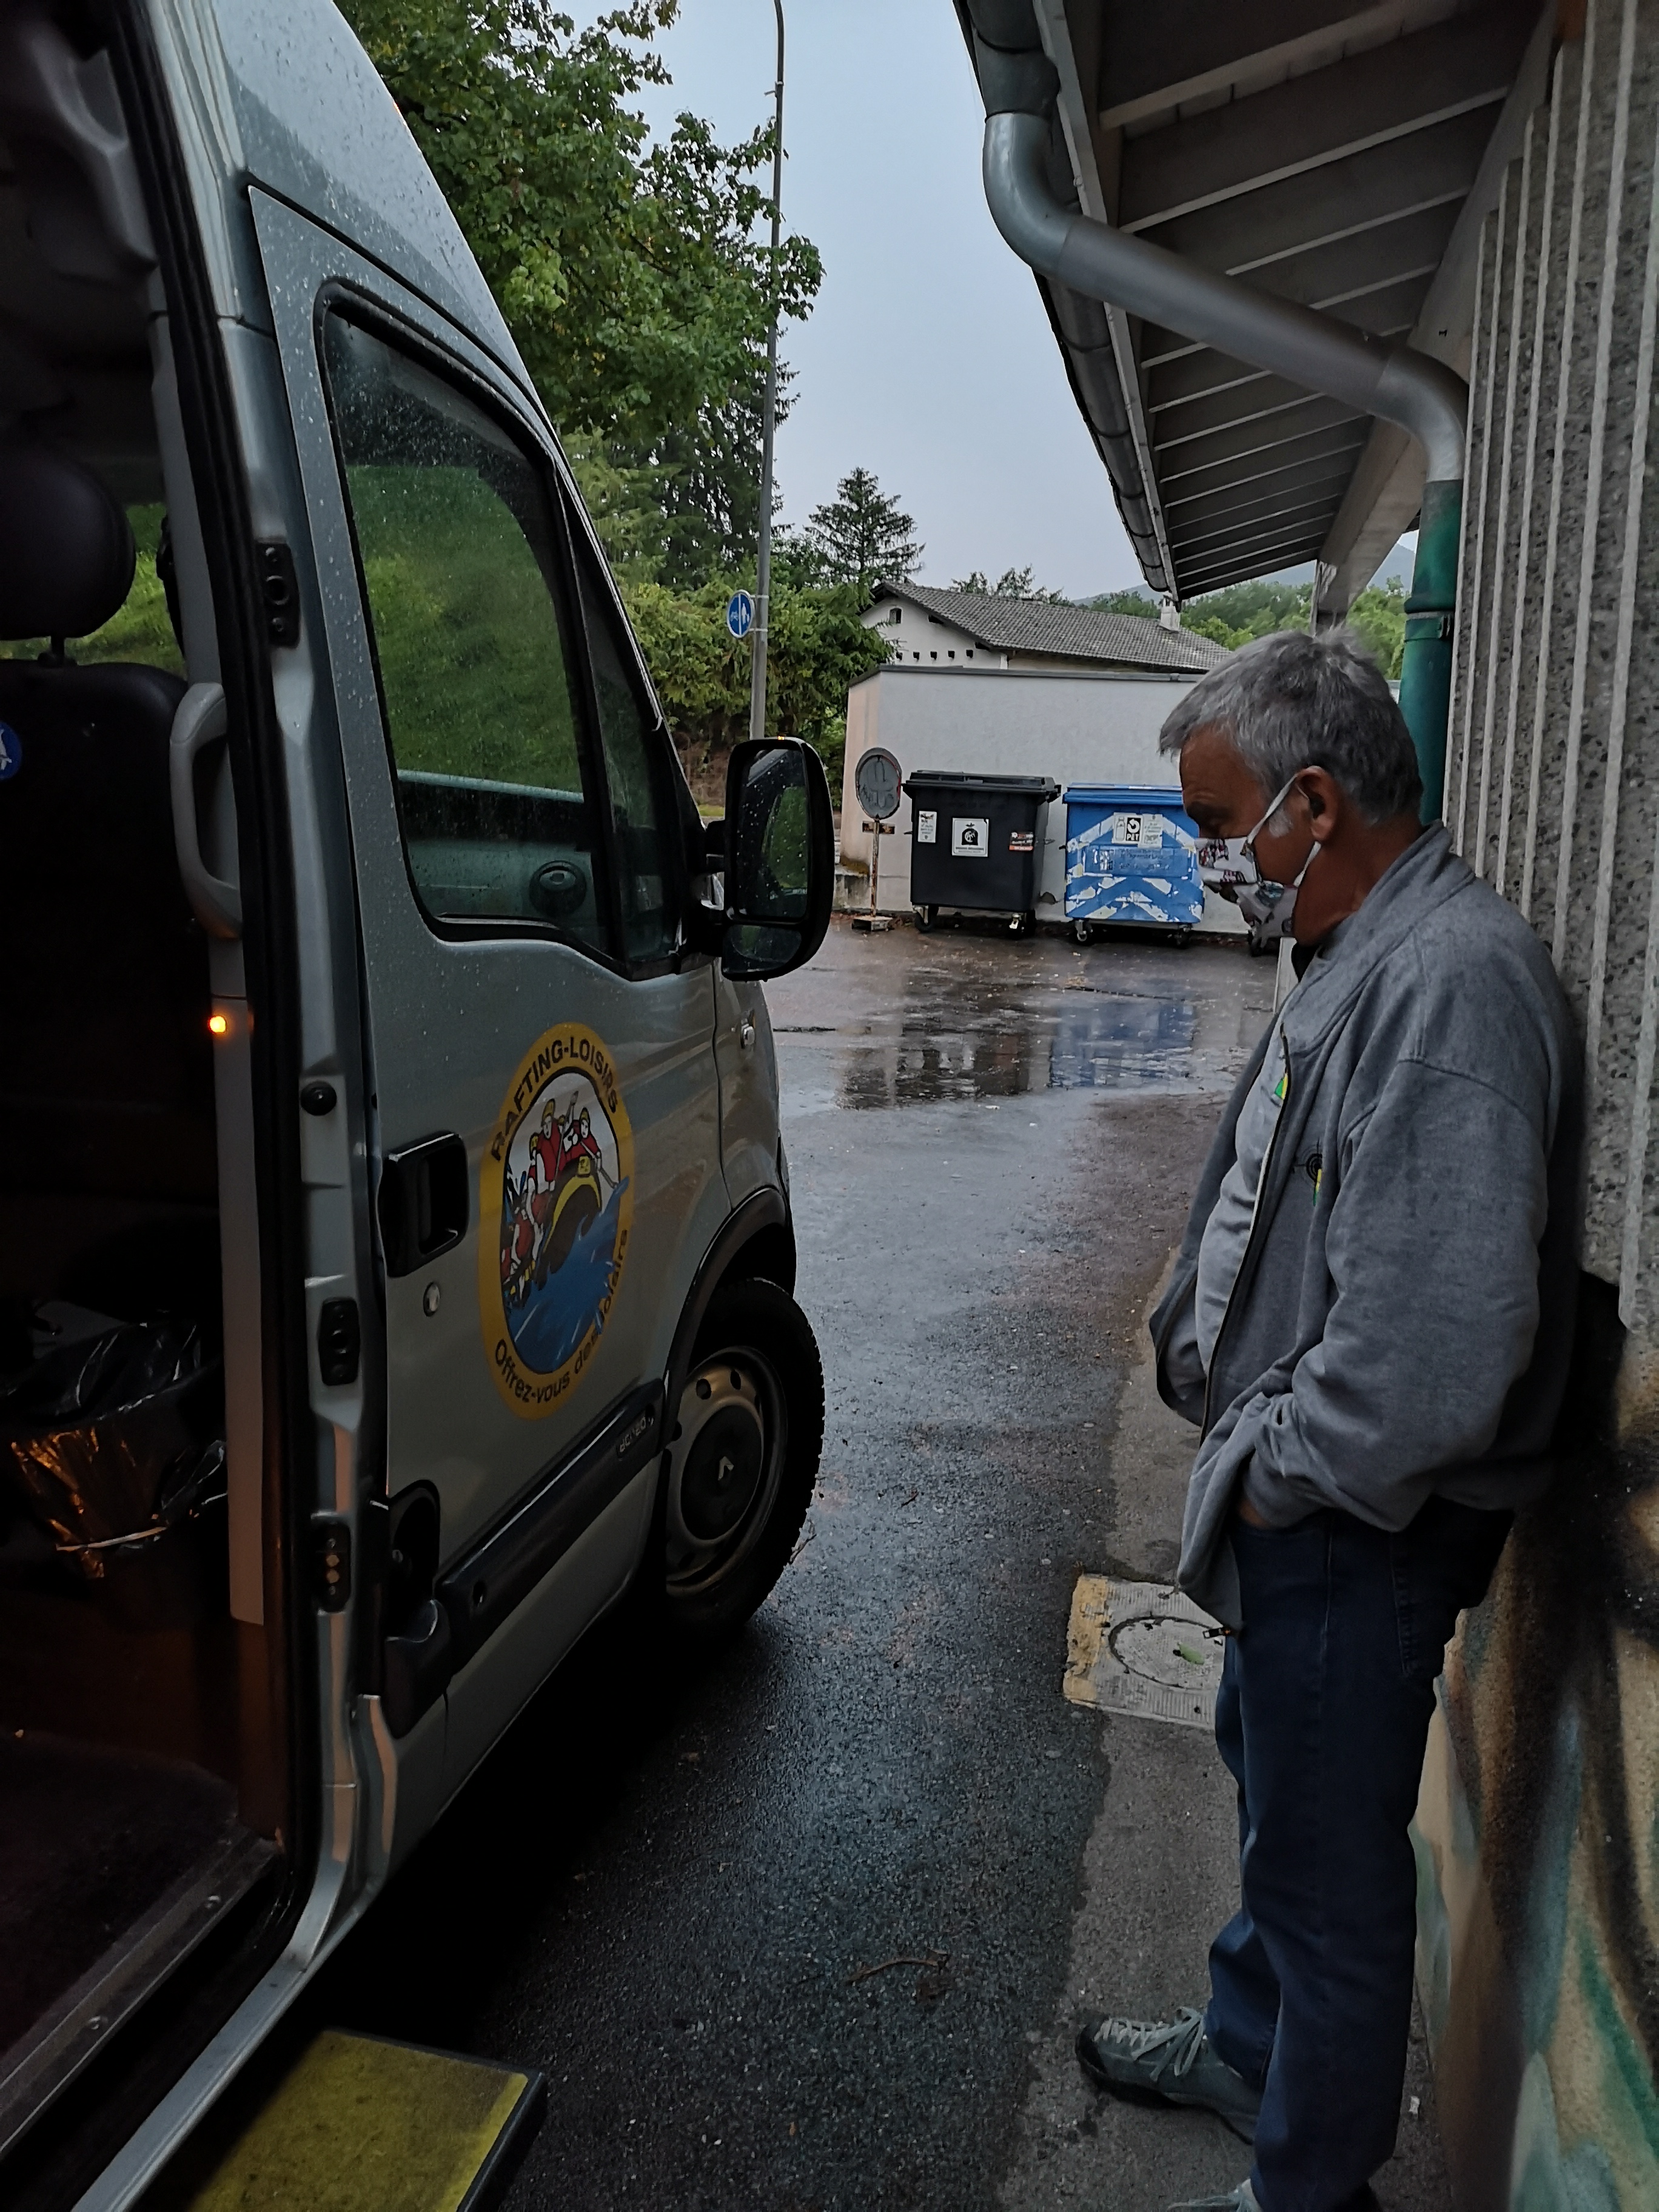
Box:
[0,444,135,642]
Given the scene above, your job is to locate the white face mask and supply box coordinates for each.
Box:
[1196,773,1322,950]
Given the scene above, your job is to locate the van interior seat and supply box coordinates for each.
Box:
[0,441,216,1321]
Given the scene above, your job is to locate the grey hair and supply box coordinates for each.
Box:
[1158,626,1421,823]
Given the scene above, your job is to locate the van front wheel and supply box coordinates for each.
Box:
[660,1277,823,1644]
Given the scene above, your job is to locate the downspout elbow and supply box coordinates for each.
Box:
[978,57,1467,823]
[1373,350,1468,487]
[981,110,1076,276]
[982,110,1467,489]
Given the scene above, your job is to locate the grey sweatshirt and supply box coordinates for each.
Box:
[1150,827,1583,1628]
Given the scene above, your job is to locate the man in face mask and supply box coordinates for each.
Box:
[1192,765,1328,952]
[1073,628,1583,2212]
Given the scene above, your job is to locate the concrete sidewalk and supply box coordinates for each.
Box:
[320,920,1458,2212]
[994,1302,1453,2212]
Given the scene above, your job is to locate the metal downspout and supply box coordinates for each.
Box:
[967,6,1467,819]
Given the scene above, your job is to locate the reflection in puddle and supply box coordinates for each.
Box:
[840,1033,1037,1108]
[1050,996,1197,1090]
[834,994,1204,1109]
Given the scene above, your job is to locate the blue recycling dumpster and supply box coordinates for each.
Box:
[1063,785,1204,940]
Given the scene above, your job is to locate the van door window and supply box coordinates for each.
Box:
[570,533,683,965]
[320,312,607,951]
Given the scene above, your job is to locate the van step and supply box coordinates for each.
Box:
[164,2029,543,2212]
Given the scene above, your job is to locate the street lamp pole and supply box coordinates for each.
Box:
[748,0,785,745]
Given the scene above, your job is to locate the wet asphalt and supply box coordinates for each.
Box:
[317,919,1284,2209]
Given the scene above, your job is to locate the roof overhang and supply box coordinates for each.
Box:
[964,1,1555,609]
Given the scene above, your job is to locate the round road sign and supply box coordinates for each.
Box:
[725,591,754,640]
[853,746,902,821]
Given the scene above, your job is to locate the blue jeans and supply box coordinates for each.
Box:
[1202,1498,1510,2212]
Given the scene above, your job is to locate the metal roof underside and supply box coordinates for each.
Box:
[1002,1,1550,605]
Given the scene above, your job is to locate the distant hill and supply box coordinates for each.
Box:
[1079,537,1417,609]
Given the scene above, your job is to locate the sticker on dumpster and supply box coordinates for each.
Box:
[917,810,937,844]
[1064,802,1202,927]
[1008,830,1034,853]
[951,816,989,858]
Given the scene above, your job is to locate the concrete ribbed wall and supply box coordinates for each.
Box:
[1419,4,1659,2204]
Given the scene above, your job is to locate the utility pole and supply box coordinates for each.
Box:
[748,0,785,746]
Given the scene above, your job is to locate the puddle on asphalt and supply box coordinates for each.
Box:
[824,993,1248,1108]
[770,934,1275,1112]
[1048,996,1198,1090]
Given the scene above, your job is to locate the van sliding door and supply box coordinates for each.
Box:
[248,194,725,1805]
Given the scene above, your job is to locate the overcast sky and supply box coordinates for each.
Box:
[568,0,1144,598]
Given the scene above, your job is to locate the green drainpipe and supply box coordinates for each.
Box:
[1397,477,1462,823]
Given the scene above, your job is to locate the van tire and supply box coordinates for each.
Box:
[659,1276,823,1646]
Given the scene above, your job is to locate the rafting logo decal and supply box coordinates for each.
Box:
[479,1024,632,1418]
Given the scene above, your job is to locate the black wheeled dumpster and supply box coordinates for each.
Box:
[906,771,1060,930]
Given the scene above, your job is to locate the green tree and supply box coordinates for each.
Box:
[341,2,820,455]
[1085,586,1159,616]
[623,574,890,777]
[1169,574,1404,678]
[1084,570,1404,676]
[805,468,923,584]
[1346,578,1407,680]
[1179,578,1312,646]
[950,566,1068,601]
[769,525,831,589]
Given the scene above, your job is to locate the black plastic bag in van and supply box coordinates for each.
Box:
[0,1314,226,1610]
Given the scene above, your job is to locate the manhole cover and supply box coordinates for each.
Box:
[1111,1614,1223,1689]
[1064,1575,1225,1729]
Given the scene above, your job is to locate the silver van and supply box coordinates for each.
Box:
[0,3,833,2202]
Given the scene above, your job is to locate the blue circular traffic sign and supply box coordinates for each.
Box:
[726,590,754,640]
[0,722,21,782]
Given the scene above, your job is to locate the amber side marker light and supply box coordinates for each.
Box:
[208,1012,230,1037]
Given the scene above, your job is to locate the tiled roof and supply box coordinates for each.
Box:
[870,581,1233,673]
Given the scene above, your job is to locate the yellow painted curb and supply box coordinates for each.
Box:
[1064,1573,1113,1703]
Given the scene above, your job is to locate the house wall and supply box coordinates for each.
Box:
[862,600,999,668]
[1418,7,1659,2204]
[839,662,1245,932]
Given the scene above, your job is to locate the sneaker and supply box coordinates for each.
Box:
[1167,2187,1259,2211]
[1075,2005,1261,2142]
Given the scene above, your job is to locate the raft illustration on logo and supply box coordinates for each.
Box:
[478,1024,634,1417]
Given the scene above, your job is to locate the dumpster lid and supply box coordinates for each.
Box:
[904,771,1061,798]
[1064,784,1189,809]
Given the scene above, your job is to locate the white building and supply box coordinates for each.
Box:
[845,583,1241,928]
[860,579,1231,677]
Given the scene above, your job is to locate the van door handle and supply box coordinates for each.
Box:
[378,1132,470,1276]
[169,682,242,939]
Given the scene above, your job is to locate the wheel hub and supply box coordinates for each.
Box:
[680,1390,765,1541]
[665,1352,784,1592]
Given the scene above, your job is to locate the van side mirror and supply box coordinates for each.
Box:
[717,737,834,980]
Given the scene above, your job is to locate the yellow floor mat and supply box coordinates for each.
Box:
[175,2028,542,2212]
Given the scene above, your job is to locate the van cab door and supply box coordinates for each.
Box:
[247,196,725,1781]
